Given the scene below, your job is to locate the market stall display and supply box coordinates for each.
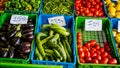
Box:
[76,16,119,68]
[31,14,76,68]
[0,13,37,63]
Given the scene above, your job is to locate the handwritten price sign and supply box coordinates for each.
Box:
[10,15,28,24]
[85,19,102,31]
[48,16,66,26]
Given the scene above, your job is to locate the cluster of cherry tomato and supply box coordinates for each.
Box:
[75,0,105,17]
[77,32,117,64]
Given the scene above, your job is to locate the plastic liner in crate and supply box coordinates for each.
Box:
[31,14,76,68]
[0,63,63,68]
[111,18,120,63]
[5,0,42,14]
[0,13,38,63]
[40,0,74,16]
[103,0,120,19]
[75,16,119,68]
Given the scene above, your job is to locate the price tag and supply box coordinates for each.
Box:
[10,15,28,24]
[48,16,66,26]
[118,21,120,32]
[112,0,118,1]
[85,19,102,31]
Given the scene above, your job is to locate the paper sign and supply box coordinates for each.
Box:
[85,19,102,31]
[10,15,28,24]
[118,21,120,32]
[48,16,66,26]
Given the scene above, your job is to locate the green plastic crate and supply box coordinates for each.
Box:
[0,63,63,68]
[75,16,119,68]
[0,13,38,63]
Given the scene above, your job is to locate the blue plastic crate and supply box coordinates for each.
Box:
[111,19,120,63]
[103,0,120,19]
[31,14,76,68]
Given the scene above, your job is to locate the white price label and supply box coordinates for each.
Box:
[85,19,102,31]
[10,15,28,24]
[112,0,118,1]
[118,21,120,32]
[48,16,66,26]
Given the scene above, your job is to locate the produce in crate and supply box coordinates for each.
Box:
[77,32,117,64]
[75,0,105,17]
[5,0,41,12]
[42,0,73,15]
[113,29,120,54]
[0,0,7,11]
[104,0,120,18]
[0,18,34,59]
[35,24,72,62]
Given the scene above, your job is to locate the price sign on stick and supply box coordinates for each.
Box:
[85,19,102,31]
[48,16,66,26]
[118,21,120,32]
[10,15,28,24]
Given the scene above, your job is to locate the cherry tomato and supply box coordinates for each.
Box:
[98,2,103,6]
[78,43,82,49]
[79,51,85,58]
[92,59,99,64]
[96,50,101,55]
[107,54,112,59]
[82,46,88,51]
[90,8,95,12]
[90,40,96,46]
[94,55,101,61]
[85,57,92,63]
[86,12,93,16]
[90,52,97,58]
[90,47,96,52]
[99,47,104,53]
[80,58,85,63]
[100,57,109,64]
[95,4,100,9]
[86,2,91,8]
[85,51,90,57]
[108,58,117,64]
[94,43,100,49]
[94,0,100,3]
[101,52,108,58]
[85,42,91,48]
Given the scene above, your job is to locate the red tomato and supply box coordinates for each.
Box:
[85,8,90,14]
[85,42,91,48]
[100,57,109,64]
[92,1,96,5]
[79,51,85,58]
[80,58,85,63]
[82,46,88,51]
[86,2,91,8]
[94,10,99,16]
[94,55,101,61]
[78,47,83,52]
[90,40,96,46]
[94,0,100,3]
[98,2,103,6]
[77,32,81,38]
[101,52,108,58]
[96,50,101,55]
[94,43,100,49]
[90,8,95,12]
[92,59,99,64]
[85,51,90,57]
[77,43,82,49]
[90,47,96,52]
[85,57,92,62]
[90,52,97,58]
[99,47,104,53]
[86,12,93,16]
[95,4,100,9]
[108,58,117,64]
[107,54,112,59]
[76,0,81,4]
